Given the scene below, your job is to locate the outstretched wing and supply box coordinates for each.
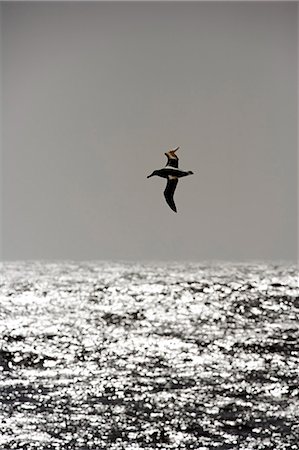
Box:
[164,176,178,212]
[165,146,179,168]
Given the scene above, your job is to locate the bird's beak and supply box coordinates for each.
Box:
[172,146,179,152]
[147,174,154,178]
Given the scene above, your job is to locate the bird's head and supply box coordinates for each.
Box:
[147,170,159,178]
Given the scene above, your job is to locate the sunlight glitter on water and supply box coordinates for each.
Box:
[0,261,298,449]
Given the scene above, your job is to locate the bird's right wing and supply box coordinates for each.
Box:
[164,176,178,213]
[165,147,179,168]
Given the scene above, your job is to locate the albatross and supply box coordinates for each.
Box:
[147,147,194,213]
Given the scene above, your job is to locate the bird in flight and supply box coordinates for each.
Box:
[147,147,194,213]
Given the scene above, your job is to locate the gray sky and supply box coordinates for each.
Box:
[1,1,297,262]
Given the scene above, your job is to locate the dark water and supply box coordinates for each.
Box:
[0,261,298,450]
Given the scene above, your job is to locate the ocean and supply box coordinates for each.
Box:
[0,261,298,450]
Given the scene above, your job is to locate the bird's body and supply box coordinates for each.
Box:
[147,147,193,212]
[148,167,193,179]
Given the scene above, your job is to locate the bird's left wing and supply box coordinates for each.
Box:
[164,176,178,212]
[165,147,179,168]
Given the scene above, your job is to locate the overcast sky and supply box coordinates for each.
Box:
[1,1,297,262]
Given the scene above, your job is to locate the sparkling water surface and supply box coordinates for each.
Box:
[0,261,298,450]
